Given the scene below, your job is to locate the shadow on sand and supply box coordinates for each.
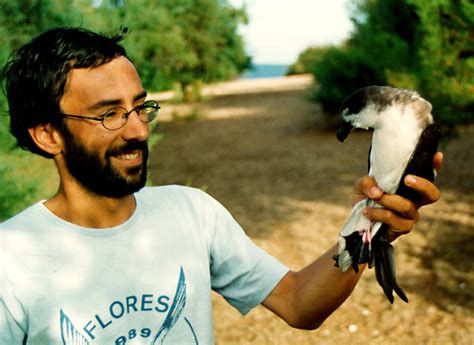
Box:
[149,85,473,339]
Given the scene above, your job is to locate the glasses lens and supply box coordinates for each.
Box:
[139,101,160,123]
[103,107,127,130]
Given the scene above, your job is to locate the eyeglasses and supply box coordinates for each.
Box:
[61,100,161,130]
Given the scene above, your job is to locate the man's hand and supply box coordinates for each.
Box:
[353,152,443,242]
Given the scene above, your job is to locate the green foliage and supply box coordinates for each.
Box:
[304,0,473,132]
[286,46,331,75]
[0,0,77,220]
[310,46,387,113]
[409,0,474,131]
[0,113,59,220]
[0,151,41,220]
[76,0,250,96]
[0,0,80,65]
[0,0,250,97]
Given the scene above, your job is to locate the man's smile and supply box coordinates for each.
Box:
[107,141,148,167]
[114,150,142,162]
[110,148,146,175]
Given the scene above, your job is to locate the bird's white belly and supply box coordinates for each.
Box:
[369,130,419,193]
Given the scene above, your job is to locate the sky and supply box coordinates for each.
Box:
[229,0,353,65]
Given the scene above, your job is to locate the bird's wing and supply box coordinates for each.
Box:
[152,267,186,345]
[60,309,90,345]
[395,123,441,203]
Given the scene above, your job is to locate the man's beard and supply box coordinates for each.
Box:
[62,128,148,198]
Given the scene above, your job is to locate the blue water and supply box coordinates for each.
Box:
[240,64,288,79]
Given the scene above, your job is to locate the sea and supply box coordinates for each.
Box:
[240,64,288,79]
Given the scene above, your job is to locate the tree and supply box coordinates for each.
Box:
[409,0,474,130]
[307,0,473,132]
[0,0,82,219]
[147,0,250,101]
[79,0,250,100]
[286,46,331,75]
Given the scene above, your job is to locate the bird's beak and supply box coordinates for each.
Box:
[337,121,353,142]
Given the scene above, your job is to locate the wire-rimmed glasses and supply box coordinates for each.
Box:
[61,100,161,130]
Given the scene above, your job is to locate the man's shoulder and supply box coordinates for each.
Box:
[0,202,46,252]
[0,202,44,231]
[136,185,208,203]
[136,185,223,214]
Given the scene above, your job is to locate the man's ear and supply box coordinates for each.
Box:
[28,124,64,156]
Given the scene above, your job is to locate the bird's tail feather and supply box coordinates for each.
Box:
[335,199,382,272]
[335,232,370,273]
[373,227,408,303]
[334,199,409,303]
[334,213,409,303]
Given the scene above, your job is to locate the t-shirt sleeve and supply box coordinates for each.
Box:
[199,191,289,315]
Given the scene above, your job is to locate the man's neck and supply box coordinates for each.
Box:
[44,185,138,229]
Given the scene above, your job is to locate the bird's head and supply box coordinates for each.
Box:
[337,86,378,142]
[336,85,430,142]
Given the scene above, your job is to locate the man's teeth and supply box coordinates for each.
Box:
[116,151,139,160]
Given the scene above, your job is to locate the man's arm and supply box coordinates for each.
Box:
[262,153,442,330]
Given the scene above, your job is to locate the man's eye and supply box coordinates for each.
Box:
[104,109,121,117]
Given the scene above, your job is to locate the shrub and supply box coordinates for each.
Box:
[304,0,473,133]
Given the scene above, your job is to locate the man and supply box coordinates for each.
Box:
[0,28,441,344]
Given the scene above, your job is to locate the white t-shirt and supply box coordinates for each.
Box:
[0,185,289,344]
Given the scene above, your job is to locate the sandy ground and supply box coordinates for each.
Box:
[149,75,473,344]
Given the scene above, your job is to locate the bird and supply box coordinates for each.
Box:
[333,85,441,303]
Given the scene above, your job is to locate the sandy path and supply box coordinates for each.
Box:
[149,75,473,344]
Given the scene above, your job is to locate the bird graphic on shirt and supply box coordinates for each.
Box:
[333,85,441,303]
[60,268,195,345]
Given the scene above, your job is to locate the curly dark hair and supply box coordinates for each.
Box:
[2,27,128,158]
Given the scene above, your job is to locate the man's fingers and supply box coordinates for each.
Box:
[363,206,417,233]
[404,174,441,206]
[364,205,418,242]
[364,190,420,225]
[373,193,419,219]
[433,151,443,174]
[352,176,382,206]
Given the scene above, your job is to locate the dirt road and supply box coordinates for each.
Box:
[149,75,473,344]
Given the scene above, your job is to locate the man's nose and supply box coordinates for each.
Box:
[121,111,149,141]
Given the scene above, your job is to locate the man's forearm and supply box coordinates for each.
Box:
[291,244,365,328]
[263,244,365,329]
